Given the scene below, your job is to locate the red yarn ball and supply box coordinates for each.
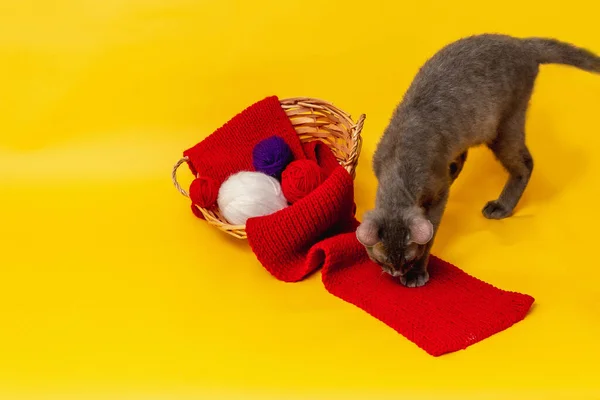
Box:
[190,203,205,219]
[189,176,219,208]
[281,160,323,204]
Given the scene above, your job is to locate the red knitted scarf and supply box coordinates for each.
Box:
[183,96,534,356]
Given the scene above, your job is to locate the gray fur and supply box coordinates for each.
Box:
[358,33,600,287]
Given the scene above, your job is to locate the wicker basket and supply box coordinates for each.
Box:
[172,97,366,239]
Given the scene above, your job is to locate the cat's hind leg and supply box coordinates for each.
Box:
[483,105,534,219]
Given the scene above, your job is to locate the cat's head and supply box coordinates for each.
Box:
[356,208,433,277]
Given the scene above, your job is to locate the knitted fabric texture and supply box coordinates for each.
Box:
[183,96,305,186]
[183,96,535,356]
[312,233,534,356]
[246,164,535,356]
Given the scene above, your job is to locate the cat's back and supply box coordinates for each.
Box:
[391,34,538,145]
[413,34,533,82]
[401,34,537,109]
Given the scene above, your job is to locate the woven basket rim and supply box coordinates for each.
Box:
[172,96,365,239]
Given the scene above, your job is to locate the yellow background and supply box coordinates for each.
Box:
[1,0,599,398]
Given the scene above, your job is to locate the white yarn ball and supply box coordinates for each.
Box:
[217,171,288,225]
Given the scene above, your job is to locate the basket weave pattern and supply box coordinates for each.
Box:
[172,97,365,239]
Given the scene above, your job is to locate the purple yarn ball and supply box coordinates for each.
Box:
[252,136,293,178]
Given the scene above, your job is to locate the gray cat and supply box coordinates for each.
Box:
[356,34,600,287]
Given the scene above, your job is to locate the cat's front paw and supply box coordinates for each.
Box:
[399,269,430,288]
[482,200,512,219]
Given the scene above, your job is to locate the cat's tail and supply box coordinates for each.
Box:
[523,37,600,73]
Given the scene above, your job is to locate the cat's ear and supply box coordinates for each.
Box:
[408,216,433,245]
[356,211,381,247]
